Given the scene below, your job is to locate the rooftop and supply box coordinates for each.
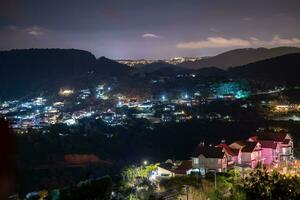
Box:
[192,145,225,158]
[241,142,260,152]
[256,131,289,142]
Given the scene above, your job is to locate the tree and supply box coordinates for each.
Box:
[0,118,15,199]
[241,169,300,199]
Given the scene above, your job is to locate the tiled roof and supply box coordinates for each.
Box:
[229,140,246,149]
[173,160,192,174]
[257,131,288,142]
[259,140,277,149]
[241,142,259,152]
[216,143,239,156]
[192,145,225,158]
[158,163,174,171]
[234,140,246,146]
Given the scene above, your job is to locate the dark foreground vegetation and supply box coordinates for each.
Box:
[12,116,300,196]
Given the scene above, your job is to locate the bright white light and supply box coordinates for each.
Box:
[64,119,77,126]
[143,160,148,165]
[117,101,122,107]
[149,174,157,181]
[59,88,74,96]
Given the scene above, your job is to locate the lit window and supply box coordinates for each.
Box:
[193,158,199,164]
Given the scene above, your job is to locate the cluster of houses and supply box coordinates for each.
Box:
[156,130,294,177]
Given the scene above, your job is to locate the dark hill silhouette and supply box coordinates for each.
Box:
[133,61,187,74]
[0,49,96,99]
[94,56,130,77]
[1,48,300,99]
[179,47,300,69]
[0,49,130,99]
[229,53,300,84]
[195,67,227,77]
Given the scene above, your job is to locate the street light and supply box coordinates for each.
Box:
[143,160,148,166]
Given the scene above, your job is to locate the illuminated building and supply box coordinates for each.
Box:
[211,82,250,100]
[64,118,77,126]
[59,88,74,96]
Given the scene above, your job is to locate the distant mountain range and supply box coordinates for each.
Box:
[132,61,187,74]
[178,47,300,69]
[1,48,300,99]
[133,62,227,78]
[229,53,300,85]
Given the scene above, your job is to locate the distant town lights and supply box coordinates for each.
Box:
[59,88,74,96]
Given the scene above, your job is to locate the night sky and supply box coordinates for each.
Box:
[0,0,300,59]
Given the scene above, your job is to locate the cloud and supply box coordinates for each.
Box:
[251,35,300,46]
[177,37,250,49]
[142,33,160,39]
[177,36,300,49]
[25,26,44,36]
[1,25,47,37]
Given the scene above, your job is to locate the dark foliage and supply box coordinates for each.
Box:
[242,170,300,199]
[0,118,16,199]
[59,176,112,200]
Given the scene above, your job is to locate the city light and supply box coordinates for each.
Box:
[59,88,74,96]
[2,2,300,199]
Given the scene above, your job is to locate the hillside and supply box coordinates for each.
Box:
[195,67,227,77]
[179,47,300,69]
[0,49,130,99]
[1,48,300,100]
[229,53,300,84]
[132,61,187,74]
[94,56,130,77]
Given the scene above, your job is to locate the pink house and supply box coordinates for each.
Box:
[248,131,293,165]
[258,140,278,165]
[190,130,294,173]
